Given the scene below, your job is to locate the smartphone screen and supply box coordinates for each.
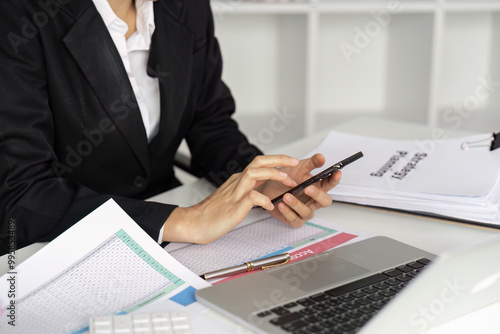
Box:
[270,151,363,205]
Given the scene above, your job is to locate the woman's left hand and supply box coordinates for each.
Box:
[257,153,341,228]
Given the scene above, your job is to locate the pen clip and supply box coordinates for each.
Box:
[261,254,291,270]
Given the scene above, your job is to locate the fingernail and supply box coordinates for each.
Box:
[305,186,315,195]
[284,194,293,203]
[290,157,299,165]
[291,179,298,186]
[279,171,288,179]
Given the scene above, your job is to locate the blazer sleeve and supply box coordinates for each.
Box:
[0,1,174,255]
[183,0,264,186]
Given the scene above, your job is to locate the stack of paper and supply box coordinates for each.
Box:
[306,131,500,227]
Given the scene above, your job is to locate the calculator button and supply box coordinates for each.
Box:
[94,327,113,334]
[133,322,152,331]
[132,314,150,323]
[152,320,171,330]
[113,315,132,333]
[93,316,112,326]
[151,313,170,321]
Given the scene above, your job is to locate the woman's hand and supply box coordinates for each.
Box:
[162,155,300,244]
[257,153,341,228]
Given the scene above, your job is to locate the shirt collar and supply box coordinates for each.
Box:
[93,0,156,50]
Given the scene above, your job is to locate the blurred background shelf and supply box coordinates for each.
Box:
[211,0,500,151]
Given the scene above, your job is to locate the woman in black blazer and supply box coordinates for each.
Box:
[0,0,340,255]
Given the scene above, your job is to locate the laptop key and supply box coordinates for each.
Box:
[383,268,404,277]
[325,273,387,297]
[417,258,431,265]
[292,329,308,334]
[359,306,376,315]
[304,315,322,324]
[256,310,272,318]
[297,298,316,307]
[339,294,354,302]
[347,310,364,319]
[367,293,385,301]
[379,288,396,297]
[305,324,324,332]
[407,261,424,269]
[339,322,357,331]
[312,303,329,311]
[271,307,290,316]
[299,308,316,316]
[385,278,400,286]
[335,315,351,323]
[270,312,303,326]
[321,319,336,328]
[309,293,330,302]
[355,297,372,306]
[361,286,378,294]
[331,306,348,315]
[344,301,359,310]
[281,319,308,332]
[350,290,366,298]
[406,270,419,278]
[326,298,342,307]
[396,264,414,273]
[317,310,335,319]
[396,274,412,282]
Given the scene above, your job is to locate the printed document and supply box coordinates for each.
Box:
[305,131,500,226]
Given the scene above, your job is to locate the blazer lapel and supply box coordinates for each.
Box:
[147,1,193,156]
[62,3,150,172]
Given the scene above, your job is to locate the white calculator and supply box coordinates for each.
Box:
[89,311,193,334]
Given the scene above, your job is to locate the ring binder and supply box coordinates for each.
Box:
[461,132,499,151]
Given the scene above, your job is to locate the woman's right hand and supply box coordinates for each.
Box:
[161,155,299,244]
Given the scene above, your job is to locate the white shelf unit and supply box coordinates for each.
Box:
[211,0,500,150]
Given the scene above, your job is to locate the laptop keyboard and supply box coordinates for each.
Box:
[258,258,431,334]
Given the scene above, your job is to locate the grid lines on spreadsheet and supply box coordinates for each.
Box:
[4,230,181,334]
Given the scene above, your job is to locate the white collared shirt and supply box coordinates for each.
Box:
[93,0,161,142]
[93,0,164,243]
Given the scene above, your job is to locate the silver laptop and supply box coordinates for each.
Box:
[195,235,500,334]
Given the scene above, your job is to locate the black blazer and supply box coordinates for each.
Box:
[0,0,262,254]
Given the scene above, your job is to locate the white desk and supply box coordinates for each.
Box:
[2,117,499,332]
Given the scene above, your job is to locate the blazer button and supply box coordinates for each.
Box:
[133,176,146,188]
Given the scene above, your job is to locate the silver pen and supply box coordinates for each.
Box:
[200,253,291,281]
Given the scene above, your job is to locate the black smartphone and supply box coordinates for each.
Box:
[270,151,364,206]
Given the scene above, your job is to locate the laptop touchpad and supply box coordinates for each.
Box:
[266,252,369,292]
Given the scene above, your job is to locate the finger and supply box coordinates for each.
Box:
[298,153,326,174]
[320,170,342,191]
[282,193,314,221]
[304,185,333,208]
[248,154,299,169]
[277,201,307,228]
[247,190,274,211]
[235,167,296,197]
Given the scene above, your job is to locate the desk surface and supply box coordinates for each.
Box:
[1,117,499,332]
